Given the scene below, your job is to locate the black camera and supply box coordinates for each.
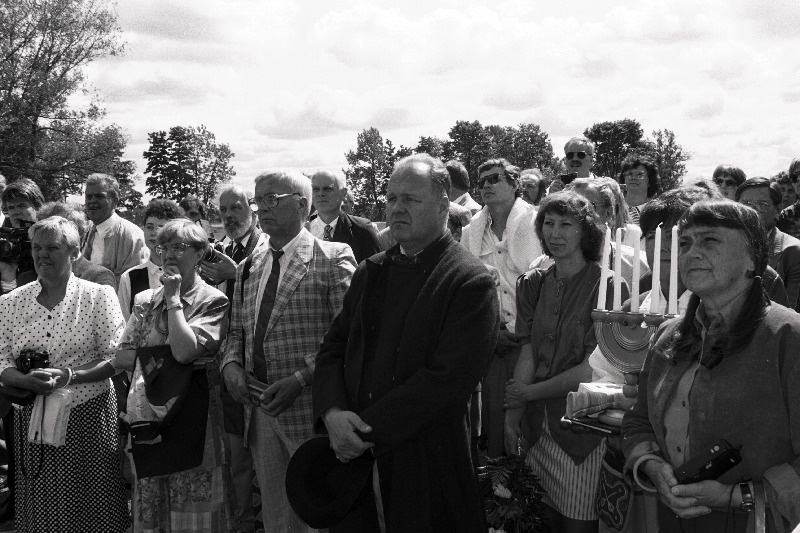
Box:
[200,241,226,286]
[16,349,51,374]
[128,420,161,444]
[0,223,34,272]
[558,172,578,186]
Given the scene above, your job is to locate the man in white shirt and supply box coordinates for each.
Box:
[460,158,542,457]
[83,173,146,286]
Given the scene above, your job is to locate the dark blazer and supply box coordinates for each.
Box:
[331,212,381,263]
[769,227,800,310]
[222,225,263,298]
[313,233,499,533]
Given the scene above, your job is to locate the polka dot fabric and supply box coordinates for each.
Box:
[0,274,125,405]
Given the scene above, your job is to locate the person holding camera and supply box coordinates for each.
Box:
[0,178,44,295]
[622,200,800,531]
[114,219,231,532]
[0,216,129,532]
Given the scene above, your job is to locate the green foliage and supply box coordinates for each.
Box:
[584,118,645,179]
[143,124,235,203]
[0,0,128,200]
[479,454,549,533]
[344,127,398,221]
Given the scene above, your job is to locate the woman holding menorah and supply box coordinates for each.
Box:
[504,191,623,533]
[622,200,800,532]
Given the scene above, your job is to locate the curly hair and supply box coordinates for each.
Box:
[144,198,186,223]
[477,158,522,198]
[535,191,605,262]
[618,155,660,198]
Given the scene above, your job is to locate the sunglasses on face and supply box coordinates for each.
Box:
[713,178,738,188]
[791,173,800,183]
[478,173,506,188]
[565,151,587,160]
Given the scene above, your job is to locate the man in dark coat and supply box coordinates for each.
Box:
[313,154,499,532]
[310,169,381,263]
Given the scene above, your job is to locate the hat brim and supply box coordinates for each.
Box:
[286,436,374,528]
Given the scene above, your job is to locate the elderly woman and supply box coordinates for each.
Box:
[0,217,129,532]
[114,219,231,532]
[618,155,660,224]
[37,202,116,288]
[504,191,623,533]
[623,200,800,532]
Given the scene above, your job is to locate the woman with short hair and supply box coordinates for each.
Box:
[623,200,800,531]
[114,219,231,532]
[0,216,129,532]
[505,191,622,533]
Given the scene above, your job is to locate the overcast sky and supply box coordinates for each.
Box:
[83,0,800,195]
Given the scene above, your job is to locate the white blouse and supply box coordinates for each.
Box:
[0,274,125,405]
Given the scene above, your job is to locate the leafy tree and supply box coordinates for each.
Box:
[0,0,127,199]
[512,123,557,173]
[415,136,451,160]
[584,119,645,178]
[344,127,395,221]
[634,129,690,192]
[448,120,491,187]
[143,125,235,202]
[485,125,517,163]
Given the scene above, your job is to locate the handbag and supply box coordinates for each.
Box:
[125,291,209,478]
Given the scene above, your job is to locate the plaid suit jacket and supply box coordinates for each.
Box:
[221,227,356,441]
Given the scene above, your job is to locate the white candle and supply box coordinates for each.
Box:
[597,227,611,310]
[651,225,661,313]
[631,226,641,312]
[613,228,623,310]
[669,226,678,314]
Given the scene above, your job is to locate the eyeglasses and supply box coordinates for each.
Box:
[713,178,738,188]
[565,151,587,160]
[155,243,194,257]
[623,170,647,181]
[478,173,507,188]
[741,200,775,210]
[253,192,302,208]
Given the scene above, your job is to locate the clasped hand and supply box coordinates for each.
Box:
[503,378,529,409]
[645,460,732,518]
[324,408,374,462]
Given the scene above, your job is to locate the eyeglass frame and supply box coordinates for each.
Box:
[565,151,588,160]
[155,242,198,257]
[252,192,302,209]
[713,178,739,188]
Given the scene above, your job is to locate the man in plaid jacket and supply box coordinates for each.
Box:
[221,170,356,533]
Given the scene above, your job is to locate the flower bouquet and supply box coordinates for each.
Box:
[478,439,548,533]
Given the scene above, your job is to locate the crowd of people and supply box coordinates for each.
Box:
[0,137,796,533]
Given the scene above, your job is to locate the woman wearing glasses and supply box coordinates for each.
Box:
[711,164,746,201]
[114,219,232,532]
[618,156,660,224]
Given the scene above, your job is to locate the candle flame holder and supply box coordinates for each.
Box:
[591,309,677,373]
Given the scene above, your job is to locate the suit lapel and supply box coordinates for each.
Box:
[332,212,352,243]
[265,231,314,336]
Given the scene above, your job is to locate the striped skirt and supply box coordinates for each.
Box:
[526,416,605,521]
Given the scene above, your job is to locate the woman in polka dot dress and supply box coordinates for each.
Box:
[0,216,129,532]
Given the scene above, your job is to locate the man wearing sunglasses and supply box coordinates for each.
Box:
[461,158,542,458]
[777,158,800,240]
[564,136,596,179]
[221,170,357,532]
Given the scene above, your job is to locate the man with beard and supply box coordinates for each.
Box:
[82,173,147,286]
[736,177,800,310]
[549,136,597,194]
[199,184,264,533]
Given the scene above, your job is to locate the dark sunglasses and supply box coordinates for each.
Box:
[565,151,587,160]
[478,173,505,188]
[713,178,738,188]
[791,173,800,184]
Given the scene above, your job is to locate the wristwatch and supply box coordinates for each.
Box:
[738,480,754,512]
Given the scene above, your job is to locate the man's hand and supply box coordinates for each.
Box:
[643,460,714,519]
[503,378,530,409]
[0,260,17,283]
[199,252,238,282]
[257,375,302,417]
[323,408,374,461]
[222,363,250,404]
[614,372,639,410]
